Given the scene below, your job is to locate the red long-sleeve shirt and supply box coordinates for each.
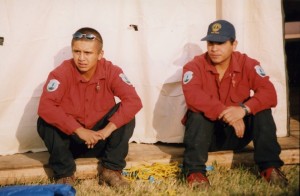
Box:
[182,51,277,122]
[38,58,142,135]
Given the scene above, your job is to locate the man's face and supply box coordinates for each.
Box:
[207,40,237,66]
[72,40,103,76]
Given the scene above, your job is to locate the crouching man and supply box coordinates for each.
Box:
[181,20,288,189]
[37,27,142,187]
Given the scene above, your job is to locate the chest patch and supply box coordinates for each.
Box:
[119,73,132,85]
[255,65,266,77]
[183,71,193,84]
[47,79,60,92]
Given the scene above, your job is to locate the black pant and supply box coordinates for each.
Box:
[37,103,135,179]
[183,109,284,175]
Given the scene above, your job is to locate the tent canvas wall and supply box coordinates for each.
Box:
[0,0,287,155]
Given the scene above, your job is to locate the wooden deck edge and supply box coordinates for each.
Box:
[0,148,298,186]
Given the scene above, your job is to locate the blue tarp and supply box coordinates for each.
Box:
[0,184,76,196]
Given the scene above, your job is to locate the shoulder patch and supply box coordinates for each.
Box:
[47,79,60,92]
[183,71,193,84]
[254,65,266,77]
[119,73,132,85]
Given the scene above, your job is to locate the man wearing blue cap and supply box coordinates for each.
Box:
[181,20,288,189]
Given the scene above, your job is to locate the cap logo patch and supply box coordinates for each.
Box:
[47,79,60,92]
[183,71,193,84]
[211,23,222,34]
[119,73,132,85]
[255,65,266,77]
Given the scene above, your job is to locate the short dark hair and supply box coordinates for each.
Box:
[72,27,103,50]
[229,38,236,44]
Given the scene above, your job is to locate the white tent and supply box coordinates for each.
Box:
[0,0,287,155]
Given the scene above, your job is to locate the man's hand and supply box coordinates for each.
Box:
[231,119,245,138]
[96,122,117,140]
[218,106,245,125]
[218,106,248,138]
[74,122,117,149]
[74,127,102,149]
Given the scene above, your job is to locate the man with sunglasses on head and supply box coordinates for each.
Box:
[181,20,288,189]
[37,27,142,187]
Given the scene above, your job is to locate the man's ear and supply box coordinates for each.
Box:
[98,50,104,60]
[233,40,238,50]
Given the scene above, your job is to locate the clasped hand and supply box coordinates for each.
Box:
[74,127,111,149]
[218,106,246,138]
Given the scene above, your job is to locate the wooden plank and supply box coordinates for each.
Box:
[0,147,298,186]
[290,116,299,134]
[0,167,50,185]
[278,136,299,149]
[285,33,300,39]
[0,152,48,170]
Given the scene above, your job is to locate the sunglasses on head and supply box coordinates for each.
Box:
[72,32,100,41]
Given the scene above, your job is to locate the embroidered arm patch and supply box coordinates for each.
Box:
[183,71,193,84]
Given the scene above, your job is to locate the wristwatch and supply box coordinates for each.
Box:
[239,103,249,116]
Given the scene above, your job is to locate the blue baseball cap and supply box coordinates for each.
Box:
[201,20,236,42]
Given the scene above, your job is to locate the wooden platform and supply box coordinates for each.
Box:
[0,117,299,186]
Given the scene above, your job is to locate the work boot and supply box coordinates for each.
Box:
[55,175,75,186]
[187,172,210,190]
[260,167,288,187]
[99,166,129,188]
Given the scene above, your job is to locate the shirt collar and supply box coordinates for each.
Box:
[230,52,241,73]
[203,53,217,74]
[203,52,241,73]
[72,59,106,83]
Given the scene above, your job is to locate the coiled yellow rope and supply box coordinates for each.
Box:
[122,162,181,182]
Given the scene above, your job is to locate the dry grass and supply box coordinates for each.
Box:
[73,164,299,196]
[1,164,298,195]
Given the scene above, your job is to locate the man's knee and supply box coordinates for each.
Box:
[37,117,48,139]
[253,109,276,130]
[185,111,214,131]
[119,118,135,139]
[186,111,206,126]
[184,111,214,144]
[37,117,68,143]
